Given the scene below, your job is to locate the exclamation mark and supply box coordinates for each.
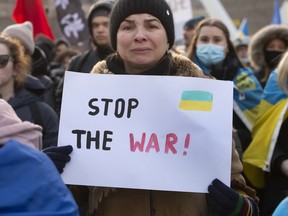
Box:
[183,134,190,156]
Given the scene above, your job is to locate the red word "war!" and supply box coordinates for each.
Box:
[129,133,191,156]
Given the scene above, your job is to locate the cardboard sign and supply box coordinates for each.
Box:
[58,71,233,193]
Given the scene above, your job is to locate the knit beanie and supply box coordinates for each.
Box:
[87,0,115,36]
[0,99,42,149]
[110,0,175,50]
[2,21,35,55]
[31,46,48,76]
[184,16,205,29]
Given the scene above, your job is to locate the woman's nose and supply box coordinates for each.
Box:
[134,27,147,41]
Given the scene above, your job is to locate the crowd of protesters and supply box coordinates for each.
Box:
[1,0,288,215]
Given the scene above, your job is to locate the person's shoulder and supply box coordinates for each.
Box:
[67,50,93,71]
[91,60,111,74]
[1,140,44,161]
[171,53,206,78]
[28,101,59,124]
[24,75,46,93]
[34,101,58,115]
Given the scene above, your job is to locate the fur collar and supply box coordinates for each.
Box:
[91,53,206,78]
[248,24,288,70]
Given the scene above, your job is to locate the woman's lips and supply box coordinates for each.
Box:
[131,47,151,54]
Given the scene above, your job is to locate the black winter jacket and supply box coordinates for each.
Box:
[8,75,59,149]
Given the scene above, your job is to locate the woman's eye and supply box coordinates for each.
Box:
[199,38,209,43]
[148,25,157,29]
[123,26,133,30]
[120,24,134,31]
[146,23,159,30]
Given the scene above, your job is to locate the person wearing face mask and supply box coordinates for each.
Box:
[187,18,263,153]
[234,36,250,68]
[248,24,288,88]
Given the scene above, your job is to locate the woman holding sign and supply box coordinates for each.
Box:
[84,0,260,215]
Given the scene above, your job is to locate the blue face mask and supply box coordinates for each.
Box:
[196,44,225,66]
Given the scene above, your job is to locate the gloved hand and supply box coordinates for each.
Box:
[42,145,73,173]
[207,178,259,216]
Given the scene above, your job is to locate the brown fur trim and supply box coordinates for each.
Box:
[91,52,206,79]
[248,25,288,70]
[87,187,117,215]
[231,179,260,204]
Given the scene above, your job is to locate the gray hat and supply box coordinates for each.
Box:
[2,21,35,55]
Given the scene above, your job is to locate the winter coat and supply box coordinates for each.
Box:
[260,117,288,215]
[68,46,113,74]
[83,53,257,216]
[0,140,79,215]
[0,99,42,149]
[8,75,59,149]
[248,25,288,87]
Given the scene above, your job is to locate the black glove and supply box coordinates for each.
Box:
[207,178,259,216]
[42,145,73,173]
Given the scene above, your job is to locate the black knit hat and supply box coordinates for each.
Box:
[184,16,205,29]
[110,0,175,50]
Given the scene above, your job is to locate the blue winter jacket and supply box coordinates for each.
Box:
[0,140,79,215]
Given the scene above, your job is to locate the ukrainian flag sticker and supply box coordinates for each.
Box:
[179,90,213,111]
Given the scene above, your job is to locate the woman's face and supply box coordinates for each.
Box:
[0,43,15,90]
[117,13,169,73]
[265,38,287,52]
[196,26,228,54]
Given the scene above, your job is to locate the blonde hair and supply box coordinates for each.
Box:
[278,50,288,95]
[0,35,31,90]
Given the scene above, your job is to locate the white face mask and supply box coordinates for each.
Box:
[240,57,249,65]
[196,44,226,66]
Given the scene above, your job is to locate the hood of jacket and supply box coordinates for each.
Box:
[91,53,206,78]
[9,75,46,109]
[0,99,42,149]
[24,75,46,97]
[248,24,288,70]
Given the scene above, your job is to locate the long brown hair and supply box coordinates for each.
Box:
[0,36,31,90]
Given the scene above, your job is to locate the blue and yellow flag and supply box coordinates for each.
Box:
[243,70,288,189]
[179,90,213,111]
[195,62,263,130]
[238,18,249,37]
[233,68,263,131]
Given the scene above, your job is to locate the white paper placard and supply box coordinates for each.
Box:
[58,71,233,193]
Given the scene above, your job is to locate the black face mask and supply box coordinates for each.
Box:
[264,50,284,69]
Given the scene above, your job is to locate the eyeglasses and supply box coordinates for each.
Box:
[0,54,13,69]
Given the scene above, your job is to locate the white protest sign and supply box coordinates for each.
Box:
[166,0,193,43]
[58,72,233,193]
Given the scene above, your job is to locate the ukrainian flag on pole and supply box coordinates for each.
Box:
[272,0,282,24]
[238,18,249,37]
[233,68,263,131]
[243,70,288,189]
